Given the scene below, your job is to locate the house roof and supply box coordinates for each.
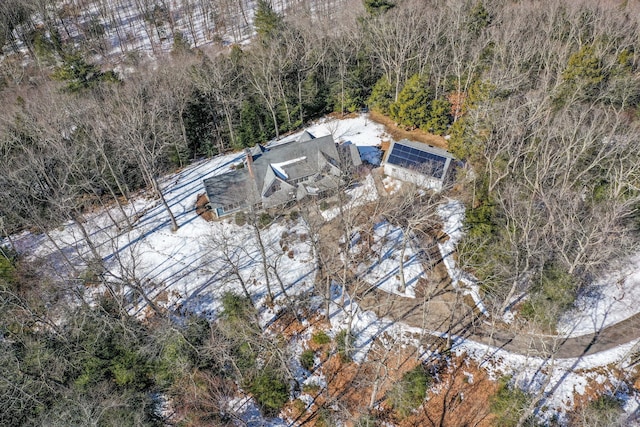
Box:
[203,168,259,209]
[385,139,454,180]
[298,130,316,142]
[204,131,362,213]
[251,133,341,192]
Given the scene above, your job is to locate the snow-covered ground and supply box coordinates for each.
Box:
[320,173,379,221]
[2,114,386,319]
[2,0,353,64]
[436,198,640,338]
[437,200,487,315]
[454,334,640,424]
[228,395,288,427]
[325,285,424,364]
[559,255,640,337]
[4,114,386,317]
[354,221,424,299]
[9,150,316,320]
[320,284,640,425]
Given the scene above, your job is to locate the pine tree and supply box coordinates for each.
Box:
[254,0,284,40]
[467,2,491,35]
[367,76,394,115]
[237,100,271,148]
[559,44,605,102]
[363,0,395,15]
[52,53,119,92]
[423,98,452,135]
[389,74,433,128]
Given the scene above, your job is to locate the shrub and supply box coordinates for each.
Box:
[319,200,330,211]
[314,408,334,427]
[300,349,316,371]
[111,350,151,389]
[221,292,254,322]
[0,251,16,284]
[249,369,290,417]
[335,329,353,362]
[235,341,258,375]
[490,376,532,427]
[311,331,331,345]
[156,333,191,386]
[519,300,536,321]
[292,398,307,415]
[387,364,432,417]
[259,212,273,228]
[355,413,377,427]
[580,394,624,426]
[520,264,577,331]
[302,383,321,394]
[235,212,246,226]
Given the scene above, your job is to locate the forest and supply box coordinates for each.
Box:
[2,0,640,425]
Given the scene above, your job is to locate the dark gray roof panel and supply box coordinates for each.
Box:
[203,169,259,208]
[298,130,316,142]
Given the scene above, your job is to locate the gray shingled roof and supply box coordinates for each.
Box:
[251,134,340,192]
[204,131,362,215]
[203,168,260,210]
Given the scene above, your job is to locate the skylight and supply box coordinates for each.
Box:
[270,156,307,179]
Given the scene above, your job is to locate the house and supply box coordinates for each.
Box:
[383,139,454,191]
[204,131,362,218]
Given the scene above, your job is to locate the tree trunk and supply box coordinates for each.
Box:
[43,229,78,276]
[151,176,179,232]
[252,219,273,302]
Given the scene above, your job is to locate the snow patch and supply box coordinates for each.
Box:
[356,221,425,299]
[559,253,640,337]
[321,174,378,221]
[437,200,488,316]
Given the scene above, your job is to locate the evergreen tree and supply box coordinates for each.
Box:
[183,91,218,157]
[367,76,394,115]
[363,0,395,15]
[559,44,605,102]
[389,73,433,128]
[467,2,491,35]
[236,99,272,148]
[171,31,192,55]
[52,53,119,93]
[423,98,452,135]
[254,1,284,40]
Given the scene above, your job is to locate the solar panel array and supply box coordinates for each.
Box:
[387,143,447,178]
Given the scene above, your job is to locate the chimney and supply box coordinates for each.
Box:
[245,148,255,178]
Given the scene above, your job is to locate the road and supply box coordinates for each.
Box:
[356,284,640,360]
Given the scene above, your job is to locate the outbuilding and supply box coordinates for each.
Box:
[383,139,454,191]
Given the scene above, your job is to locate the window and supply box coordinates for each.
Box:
[264,180,282,197]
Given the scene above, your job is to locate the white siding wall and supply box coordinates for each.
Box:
[383,164,443,192]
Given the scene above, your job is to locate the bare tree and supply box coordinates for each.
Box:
[104,75,182,232]
[363,2,426,101]
[190,52,242,151]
